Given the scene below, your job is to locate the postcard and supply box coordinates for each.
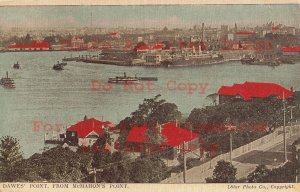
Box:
[0,1,299,192]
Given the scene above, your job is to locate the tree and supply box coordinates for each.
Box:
[0,136,23,167]
[246,162,296,183]
[0,136,23,181]
[206,160,237,183]
[247,165,271,183]
[14,146,93,182]
[130,156,169,183]
[97,152,132,183]
[116,95,182,147]
[130,94,181,126]
[186,99,284,154]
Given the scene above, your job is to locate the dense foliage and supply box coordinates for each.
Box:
[206,160,237,183]
[186,99,287,154]
[13,147,93,182]
[0,136,24,182]
[246,162,296,183]
[116,94,181,147]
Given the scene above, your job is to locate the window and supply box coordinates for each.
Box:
[71,132,75,137]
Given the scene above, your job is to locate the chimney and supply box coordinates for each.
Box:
[156,121,162,134]
[175,119,179,127]
[291,86,294,93]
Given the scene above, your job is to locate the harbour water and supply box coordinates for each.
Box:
[0,51,299,157]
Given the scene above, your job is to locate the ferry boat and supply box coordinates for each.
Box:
[0,72,15,89]
[13,61,21,69]
[108,72,138,84]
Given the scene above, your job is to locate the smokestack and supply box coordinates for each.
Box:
[291,86,294,93]
[6,71,8,78]
[235,23,238,32]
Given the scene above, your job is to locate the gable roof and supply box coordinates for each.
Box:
[152,44,164,50]
[217,82,293,101]
[67,118,112,138]
[137,45,149,50]
[127,122,200,147]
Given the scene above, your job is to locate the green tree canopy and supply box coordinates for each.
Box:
[14,146,93,182]
[206,160,237,183]
[116,95,182,146]
[130,156,169,183]
[0,136,23,182]
[247,164,271,183]
[0,136,23,167]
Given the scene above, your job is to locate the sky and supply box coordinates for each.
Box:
[0,4,299,29]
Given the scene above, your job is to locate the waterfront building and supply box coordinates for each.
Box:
[71,36,85,50]
[7,40,50,51]
[217,82,293,104]
[143,53,162,64]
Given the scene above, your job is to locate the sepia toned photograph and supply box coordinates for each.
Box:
[0,1,299,190]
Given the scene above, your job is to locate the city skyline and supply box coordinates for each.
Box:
[0,4,299,30]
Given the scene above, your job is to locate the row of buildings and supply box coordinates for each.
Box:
[3,21,299,53]
[46,82,297,161]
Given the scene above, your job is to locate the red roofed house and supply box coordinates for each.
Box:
[125,122,200,159]
[136,45,150,53]
[272,27,280,31]
[66,118,115,147]
[217,82,293,104]
[8,41,50,51]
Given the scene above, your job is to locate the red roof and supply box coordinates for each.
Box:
[137,45,149,50]
[127,122,200,147]
[235,31,256,35]
[111,32,117,36]
[152,45,163,50]
[8,42,50,49]
[67,118,113,138]
[281,46,300,52]
[272,27,280,31]
[218,82,293,101]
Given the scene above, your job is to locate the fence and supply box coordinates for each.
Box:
[162,125,300,183]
